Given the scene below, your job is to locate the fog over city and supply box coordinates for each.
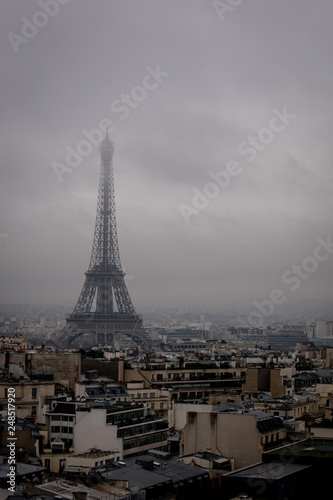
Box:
[1,0,333,316]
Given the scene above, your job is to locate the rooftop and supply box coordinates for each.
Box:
[73,449,115,458]
[102,453,209,490]
[265,438,333,458]
[0,462,46,480]
[225,461,310,480]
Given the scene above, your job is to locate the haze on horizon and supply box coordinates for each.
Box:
[1,0,333,319]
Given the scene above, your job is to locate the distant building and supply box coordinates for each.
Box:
[267,328,307,350]
[316,320,325,337]
[325,321,333,337]
[242,366,294,397]
[253,395,319,424]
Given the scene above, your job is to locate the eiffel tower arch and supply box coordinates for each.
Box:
[57,131,151,349]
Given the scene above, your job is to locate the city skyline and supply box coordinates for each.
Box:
[1,1,333,316]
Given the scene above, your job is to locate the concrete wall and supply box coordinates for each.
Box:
[124,367,152,387]
[325,348,333,368]
[310,426,333,439]
[81,359,119,381]
[0,352,81,389]
[270,369,286,397]
[208,394,243,406]
[73,408,123,455]
[27,353,81,389]
[67,452,120,468]
[242,367,260,393]
[258,368,270,391]
[39,451,71,474]
[182,412,261,470]
[316,383,333,407]
[169,402,213,431]
[242,367,286,397]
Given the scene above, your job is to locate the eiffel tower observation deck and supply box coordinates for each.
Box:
[59,131,151,349]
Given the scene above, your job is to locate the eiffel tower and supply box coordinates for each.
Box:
[58,131,150,348]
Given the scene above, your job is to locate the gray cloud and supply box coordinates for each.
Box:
[1,0,333,316]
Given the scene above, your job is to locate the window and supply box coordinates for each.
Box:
[51,426,60,433]
[52,415,61,421]
[31,406,37,416]
[32,388,37,399]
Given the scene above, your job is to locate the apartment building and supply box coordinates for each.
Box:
[122,361,246,400]
[0,376,55,421]
[74,401,169,458]
[125,381,171,419]
[242,366,294,397]
[253,395,319,421]
[181,408,287,470]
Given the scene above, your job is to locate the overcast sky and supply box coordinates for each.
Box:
[1,0,333,318]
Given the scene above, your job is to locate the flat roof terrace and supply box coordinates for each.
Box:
[265,438,333,458]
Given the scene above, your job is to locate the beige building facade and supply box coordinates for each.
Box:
[181,410,286,470]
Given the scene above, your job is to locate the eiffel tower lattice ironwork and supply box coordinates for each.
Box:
[59,132,150,348]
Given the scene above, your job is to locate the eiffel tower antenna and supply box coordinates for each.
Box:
[58,131,151,348]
